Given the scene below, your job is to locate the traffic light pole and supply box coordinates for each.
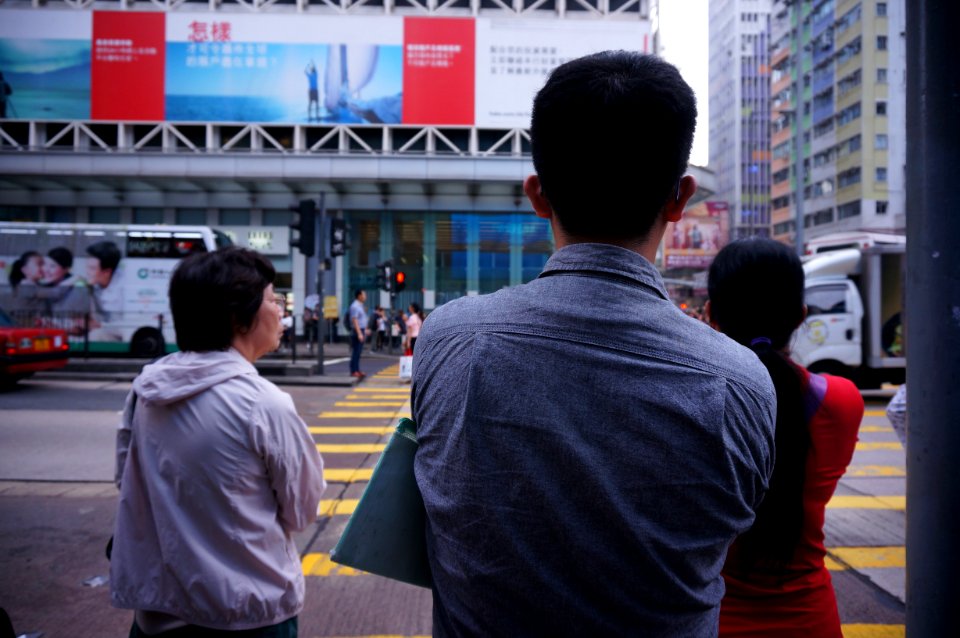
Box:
[314,193,326,375]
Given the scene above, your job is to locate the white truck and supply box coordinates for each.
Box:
[791,232,906,388]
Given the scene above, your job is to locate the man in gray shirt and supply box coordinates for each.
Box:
[412,51,777,636]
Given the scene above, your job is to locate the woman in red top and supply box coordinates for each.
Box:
[706,239,864,637]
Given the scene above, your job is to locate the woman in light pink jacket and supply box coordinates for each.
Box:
[111,248,326,637]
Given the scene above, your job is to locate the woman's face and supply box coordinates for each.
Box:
[238,284,284,362]
[42,256,66,284]
[21,255,44,282]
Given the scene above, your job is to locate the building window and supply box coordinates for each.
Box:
[134,208,164,224]
[877,68,888,83]
[876,134,888,149]
[877,201,889,214]
[89,207,120,224]
[876,101,887,116]
[46,207,75,223]
[262,210,290,227]
[838,167,862,189]
[220,209,251,226]
[877,36,888,50]
[176,209,207,225]
[838,201,861,219]
[876,167,888,182]
[877,3,887,17]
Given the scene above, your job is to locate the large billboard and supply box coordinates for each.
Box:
[663,201,730,270]
[0,9,650,126]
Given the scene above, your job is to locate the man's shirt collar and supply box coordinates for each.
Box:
[539,242,670,301]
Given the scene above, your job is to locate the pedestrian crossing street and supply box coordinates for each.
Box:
[305,376,906,637]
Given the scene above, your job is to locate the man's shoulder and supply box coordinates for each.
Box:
[671,315,774,396]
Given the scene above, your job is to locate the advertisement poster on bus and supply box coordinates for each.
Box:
[1,10,651,127]
[0,10,92,120]
[663,201,730,270]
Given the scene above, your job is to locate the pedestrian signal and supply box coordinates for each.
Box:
[394,270,407,293]
[289,199,316,257]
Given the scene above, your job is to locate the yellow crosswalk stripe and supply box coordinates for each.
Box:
[841,624,904,638]
[309,426,393,435]
[856,441,903,451]
[846,465,906,477]
[301,552,363,576]
[317,444,386,454]
[318,499,359,516]
[347,394,409,400]
[827,495,905,510]
[826,546,905,570]
[351,388,409,393]
[335,401,407,407]
[324,468,373,482]
[863,410,888,417]
[860,425,893,433]
[319,411,399,418]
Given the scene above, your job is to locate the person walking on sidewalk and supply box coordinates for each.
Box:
[411,51,776,636]
[348,289,368,378]
[404,302,423,353]
[110,247,326,636]
[707,239,864,638]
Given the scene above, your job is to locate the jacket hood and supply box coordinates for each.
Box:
[133,348,257,406]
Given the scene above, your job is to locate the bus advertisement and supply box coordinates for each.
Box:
[0,222,231,357]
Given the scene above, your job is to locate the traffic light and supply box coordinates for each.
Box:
[393,270,407,293]
[289,199,316,257]
[376,261,393,292]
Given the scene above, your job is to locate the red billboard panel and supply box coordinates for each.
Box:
[91,11,165,120]
[402,17,474,125]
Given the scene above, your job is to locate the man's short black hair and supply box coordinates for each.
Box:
[170,247,276,352]
[86,241,121,272]
[530,50,697,239]
[354,289,364,299]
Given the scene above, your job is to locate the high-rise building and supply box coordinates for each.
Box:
[708,0,773,240]
[770,0,906,249]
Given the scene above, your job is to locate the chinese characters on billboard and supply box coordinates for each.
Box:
[0,9,650,126]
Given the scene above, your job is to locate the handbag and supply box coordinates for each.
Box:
[330,418,432,588]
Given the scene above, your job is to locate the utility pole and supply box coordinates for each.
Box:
[905,1,960,635]
[314,193,326,375]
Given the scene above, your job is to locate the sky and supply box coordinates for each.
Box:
[658,0,710,167]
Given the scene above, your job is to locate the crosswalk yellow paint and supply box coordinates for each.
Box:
[317,499,359,516]
[351,387,409,393]
[335,401,407,407]
[347,394,409,400]
[827,495,905,510]
[841,624,904,638]
[856,441,903,451]
[301,552,363,576]
[860,425,894,433]
[324,468,373,483]
[846,465,906,477]
[317,444,386,454]
[309,426,393,435]
[826,546,905,570]
[863,410,888,417]
[320,411,399,418]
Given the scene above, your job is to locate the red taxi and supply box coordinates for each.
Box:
[0,309,70,385]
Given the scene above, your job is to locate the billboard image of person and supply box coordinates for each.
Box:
[664,201,730,269]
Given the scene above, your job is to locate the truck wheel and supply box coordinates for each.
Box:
[130,328,165,359]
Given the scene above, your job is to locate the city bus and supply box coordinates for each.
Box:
[0,222,232,357]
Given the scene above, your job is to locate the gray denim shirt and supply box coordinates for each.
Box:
[412,243,776,637]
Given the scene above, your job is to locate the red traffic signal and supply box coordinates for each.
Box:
[393,270,406,292]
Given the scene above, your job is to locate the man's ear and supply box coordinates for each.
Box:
[704,299,719,329]
[663,174,698,223]
[524,174,554,220]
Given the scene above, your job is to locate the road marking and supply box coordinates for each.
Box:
[351,388,409,393]
[863,410,888,417]
[324,468,373,483]
[856,441,903,451]
[317,444,386,454]
[346,395,410,401]
[841,624,904,638]
[335,401,407,407]
[846,465,906,477]
[827,495,905,510]
[826,546,905,570]
[318,499,359,516]
[309,426,393,435]
[860,425,894,433]
[301,552,363,576]
[319,411,399,418]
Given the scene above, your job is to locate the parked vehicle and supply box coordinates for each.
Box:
[792,232,906,388]
[0,308,69,385]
